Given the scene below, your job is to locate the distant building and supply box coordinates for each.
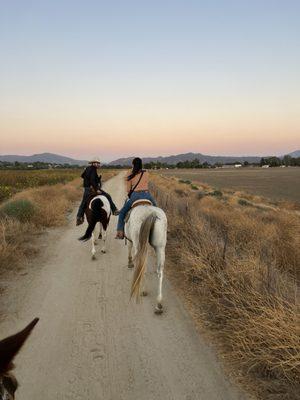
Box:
[262,165,270,168]
[234,164,242,168]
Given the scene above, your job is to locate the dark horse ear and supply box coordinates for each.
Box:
[0,318,39,374]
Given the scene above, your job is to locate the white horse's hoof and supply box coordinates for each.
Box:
[141,291,148,297]
[154,304,163,314]
[91,254,96,260]
[101,249,106,254]
[98,234,102,239]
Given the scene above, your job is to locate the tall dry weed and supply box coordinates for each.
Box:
[150,174,300,400]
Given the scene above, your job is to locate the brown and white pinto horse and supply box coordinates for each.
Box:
[79,193,111,258]
[0,318,39,400]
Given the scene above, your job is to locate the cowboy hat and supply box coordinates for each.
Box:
[89,156,101,164]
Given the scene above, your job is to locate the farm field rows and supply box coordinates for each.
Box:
[0,169,81,202]
[159,167,300,203]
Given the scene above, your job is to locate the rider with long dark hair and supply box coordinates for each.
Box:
[115,157,156,239]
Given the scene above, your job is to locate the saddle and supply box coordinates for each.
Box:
[124,199,153,223]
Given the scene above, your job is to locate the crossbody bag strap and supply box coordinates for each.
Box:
[128,170,144,198]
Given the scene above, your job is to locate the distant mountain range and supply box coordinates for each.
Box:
[109,150,300,166]
[0,150,298,167]
[0,152,87,166]
[288,150,300,158]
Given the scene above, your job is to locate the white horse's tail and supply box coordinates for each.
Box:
[131,213,156,300]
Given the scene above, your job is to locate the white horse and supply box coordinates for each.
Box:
[125,200,167,314]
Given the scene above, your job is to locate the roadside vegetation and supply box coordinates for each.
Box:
[0,169,81,202]
[0,170,116,271]
[150,174,300,400]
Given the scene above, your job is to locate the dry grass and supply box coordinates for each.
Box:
[0,170,116,271]
[150,174,300,400]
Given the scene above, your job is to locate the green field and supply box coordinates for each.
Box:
[159,167,300,203]
[0,169,81,203]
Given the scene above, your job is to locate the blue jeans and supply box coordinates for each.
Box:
[117,191,157,231]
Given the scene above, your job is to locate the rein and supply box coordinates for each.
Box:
[124,235,133,245]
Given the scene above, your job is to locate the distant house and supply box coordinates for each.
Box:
[221,165,235,169]
[234,164,242,168]
[262,165,270,168]
[27,164,34,168]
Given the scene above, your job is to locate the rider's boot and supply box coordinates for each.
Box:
[115,230,124,239]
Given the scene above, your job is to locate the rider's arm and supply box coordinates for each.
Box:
[126,172,132,194]
[90,169,99,192]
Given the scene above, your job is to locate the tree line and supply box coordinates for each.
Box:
[143,155,300,169]
[1,155,299,170]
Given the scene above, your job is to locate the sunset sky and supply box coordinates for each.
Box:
[1,1,299,162]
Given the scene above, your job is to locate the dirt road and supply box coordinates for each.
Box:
[1,173,248,400]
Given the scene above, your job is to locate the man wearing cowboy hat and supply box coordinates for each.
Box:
[76,156,119,226]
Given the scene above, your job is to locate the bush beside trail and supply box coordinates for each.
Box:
[1,199,36,222]
[150,173,300,400]
[0,170,116,271]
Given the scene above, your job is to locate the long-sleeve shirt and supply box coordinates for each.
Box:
[81,166,102,191]
[126,170,149,194]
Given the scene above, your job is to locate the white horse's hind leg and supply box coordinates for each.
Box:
[101,228,107,253]
[128,241,134,268]
[141,262,148,296]
[98,224,103,240]
[155,246,165,314]
[91,232,96,259]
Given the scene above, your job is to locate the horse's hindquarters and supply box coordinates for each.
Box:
[125,206,167,312]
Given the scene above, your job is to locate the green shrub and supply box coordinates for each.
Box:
[1,199,36,222]
[208,190,223,197]
[238,198,252,207]
[0,186,13,202]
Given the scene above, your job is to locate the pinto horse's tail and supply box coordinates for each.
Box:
[131,213,156,301]
[78,198,103,241]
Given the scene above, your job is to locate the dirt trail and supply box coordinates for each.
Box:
[1,173,249,400]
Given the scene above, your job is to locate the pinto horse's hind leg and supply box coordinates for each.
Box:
[98,223,103,240]
[91,232,96,259]
[155,246,165,314]
[101,227,107,253]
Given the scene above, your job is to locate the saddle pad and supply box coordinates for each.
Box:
[125,199,152,223]
[131,199,153,208]
[89,195,111,216]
